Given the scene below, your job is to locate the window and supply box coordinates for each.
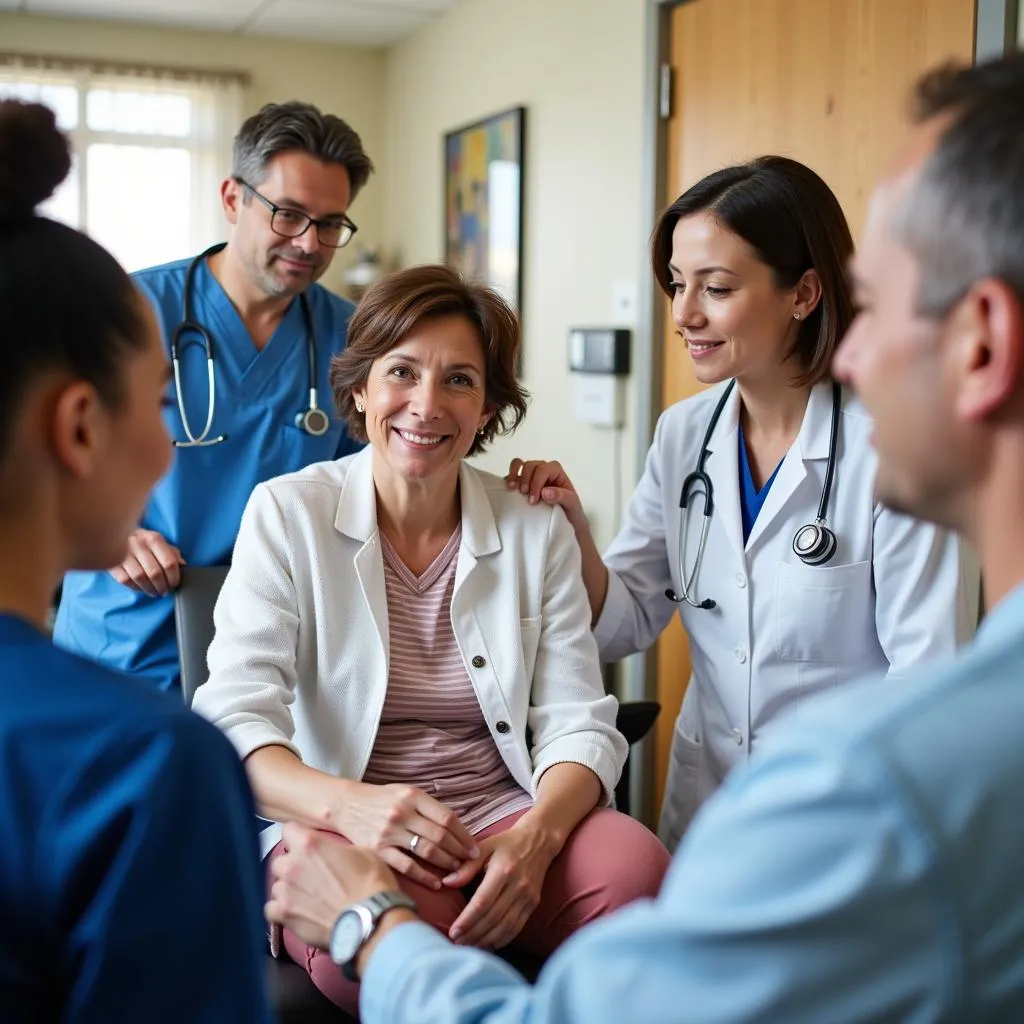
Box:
[0,57,246,272]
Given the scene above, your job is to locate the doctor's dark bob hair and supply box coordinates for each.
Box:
[0,101,146,464]
[331,264,529,457]
[651,155,856,387]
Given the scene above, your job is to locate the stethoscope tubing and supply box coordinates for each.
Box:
[670,379,842,609]
[169,242,323,447]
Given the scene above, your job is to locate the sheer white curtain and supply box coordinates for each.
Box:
[0,54,246,271]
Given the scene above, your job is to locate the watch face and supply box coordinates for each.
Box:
[329,910,365,966]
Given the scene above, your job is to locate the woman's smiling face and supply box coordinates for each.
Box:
[353,313,492,486]
[668,212,808,385]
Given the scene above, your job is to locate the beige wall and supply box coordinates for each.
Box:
[382,0,648,548]
[0,12,387,295]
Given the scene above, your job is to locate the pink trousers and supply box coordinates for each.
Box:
[268,807,670,1016]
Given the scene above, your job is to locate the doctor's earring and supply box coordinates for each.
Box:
[355,402,365,413]
[793,312,802,320]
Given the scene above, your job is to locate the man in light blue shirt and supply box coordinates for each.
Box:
[264,52,1024,1022]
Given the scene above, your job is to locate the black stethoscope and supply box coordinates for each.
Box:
[169,242,331,447]
[667,379,842,610]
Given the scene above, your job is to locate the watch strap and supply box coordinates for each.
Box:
[335,889,417,981]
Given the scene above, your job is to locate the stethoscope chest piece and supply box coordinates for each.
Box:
[792,520,838,566]
[296,406,331,437]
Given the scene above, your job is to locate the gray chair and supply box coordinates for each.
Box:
[174,565,659,1020]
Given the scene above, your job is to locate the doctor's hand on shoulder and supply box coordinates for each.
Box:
[506,459,588,532]
[506,458,610,622]
[108,528,185,597]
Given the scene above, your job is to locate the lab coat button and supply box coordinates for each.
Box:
[733,647,747,663]
[735,573,747,588]
[471,655,486,668]
[496,720,511,734]
[732,728,744,745]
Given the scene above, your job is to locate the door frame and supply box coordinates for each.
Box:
[626,0,1016,824]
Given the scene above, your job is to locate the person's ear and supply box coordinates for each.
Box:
[221,177,242,225]
[793,269,824,320]
[951,278,1024,423]
[51,381,109,479]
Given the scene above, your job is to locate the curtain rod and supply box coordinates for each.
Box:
[0,50,251,87]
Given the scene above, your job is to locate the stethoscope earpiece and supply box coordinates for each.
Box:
[665,587,716,610]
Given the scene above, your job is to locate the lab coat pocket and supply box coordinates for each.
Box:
[520,616,542,683]
[658,724,703,851]
[774,559,872,663]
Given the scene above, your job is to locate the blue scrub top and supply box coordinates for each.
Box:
[0,613,272,1022]
[738,422,783,543]
[53,252,362,691]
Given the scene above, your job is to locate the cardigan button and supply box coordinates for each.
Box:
[471,655,486,669]
[495,720,511,734]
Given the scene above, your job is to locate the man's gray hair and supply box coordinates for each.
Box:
[230,100,374,199]
[895,53,1024,318]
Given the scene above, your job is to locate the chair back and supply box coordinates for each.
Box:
[614,700,661,817]
[173,565,230,706]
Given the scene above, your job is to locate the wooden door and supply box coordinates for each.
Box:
[653,0,976,817]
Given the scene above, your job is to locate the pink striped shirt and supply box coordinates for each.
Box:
[362,526,533,834]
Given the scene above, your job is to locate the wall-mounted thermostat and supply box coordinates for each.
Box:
[568,328,631,376]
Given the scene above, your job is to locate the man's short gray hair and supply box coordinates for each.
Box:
[230,100,374,199]
[895,53,1024,318]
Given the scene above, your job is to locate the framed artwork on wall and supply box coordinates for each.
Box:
[444,105,525,311]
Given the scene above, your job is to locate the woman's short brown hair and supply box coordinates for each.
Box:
[330,264,529,457]
[651,155,856,387]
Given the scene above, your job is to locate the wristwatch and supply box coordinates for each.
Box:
[329,890,417,981]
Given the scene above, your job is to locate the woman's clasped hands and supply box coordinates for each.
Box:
[336,782,479,889]
[336,782,559,950]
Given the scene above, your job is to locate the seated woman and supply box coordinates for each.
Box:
[0,101,270,1020]
[194,263,670,1013]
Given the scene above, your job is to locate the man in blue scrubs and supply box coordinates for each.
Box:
[265,53,1024,1022]
[54,101,371,692]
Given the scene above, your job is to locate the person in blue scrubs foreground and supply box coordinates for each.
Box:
[54,100,372,692]
[0,101,270,1022]
[266,51,1024,1022]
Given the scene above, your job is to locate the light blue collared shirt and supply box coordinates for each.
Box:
[362,583,1024,1023]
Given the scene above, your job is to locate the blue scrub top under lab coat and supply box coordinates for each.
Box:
[0,613,272,1022]
[53,253,362,691]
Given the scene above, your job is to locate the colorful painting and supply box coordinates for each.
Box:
[445,106,525,310]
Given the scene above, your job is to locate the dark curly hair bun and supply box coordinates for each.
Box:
[0,99,72,219]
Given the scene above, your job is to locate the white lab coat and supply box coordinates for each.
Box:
[193,447,627,856]
[594,380,977,850]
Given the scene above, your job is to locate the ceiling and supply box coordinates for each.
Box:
[0,0,458,47]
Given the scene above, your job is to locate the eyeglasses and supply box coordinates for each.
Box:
[236,178,357,248]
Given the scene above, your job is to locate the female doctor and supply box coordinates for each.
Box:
[509,156,976,850]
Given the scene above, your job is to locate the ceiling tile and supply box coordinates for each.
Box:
[245,0,436,47]
[25,0,262,33]
[286,0,453,10]
[12,0,457,46]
